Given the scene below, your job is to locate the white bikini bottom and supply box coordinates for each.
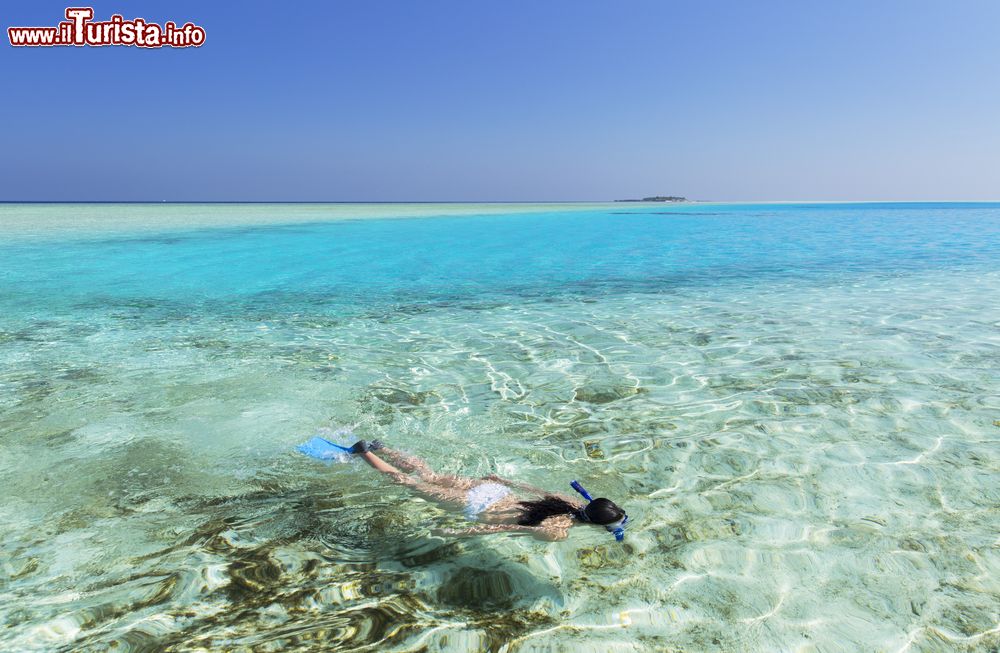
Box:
[464,482,511,520]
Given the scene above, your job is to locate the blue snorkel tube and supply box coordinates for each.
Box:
[571,480,628,542]
[570,480,594,502]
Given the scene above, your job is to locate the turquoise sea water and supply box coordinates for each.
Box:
[1,202,998,652]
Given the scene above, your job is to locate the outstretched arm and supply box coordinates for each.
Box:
[435,523,569,541]
[480,473,546,495]
[481,473,575,501]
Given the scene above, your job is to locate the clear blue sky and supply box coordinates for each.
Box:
[3,1,1000,201]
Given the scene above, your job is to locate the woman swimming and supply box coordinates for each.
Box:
[347,440,629,542]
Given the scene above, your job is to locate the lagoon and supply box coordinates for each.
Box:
[1,202,998,652]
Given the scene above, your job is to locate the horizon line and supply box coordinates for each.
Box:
[3,199,1000,205]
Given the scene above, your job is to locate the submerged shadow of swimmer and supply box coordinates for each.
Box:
[344,440,629,542]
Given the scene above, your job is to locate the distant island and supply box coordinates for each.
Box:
[614,196,688,202]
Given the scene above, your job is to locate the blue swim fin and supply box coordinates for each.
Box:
[297,436,353,462]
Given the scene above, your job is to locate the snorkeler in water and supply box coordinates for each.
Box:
[344,440,629,542]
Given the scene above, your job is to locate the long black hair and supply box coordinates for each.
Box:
[517,496,581,526]
[517,495,625,526]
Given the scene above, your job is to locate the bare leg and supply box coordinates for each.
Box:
[377,447,437,479]
[359,450,403,475]
[359,451,468,505]
[377,447,475,490]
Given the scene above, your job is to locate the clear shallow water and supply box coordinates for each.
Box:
[1,202,998,652]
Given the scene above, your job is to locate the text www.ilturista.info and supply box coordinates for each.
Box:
[8,7,205,48]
